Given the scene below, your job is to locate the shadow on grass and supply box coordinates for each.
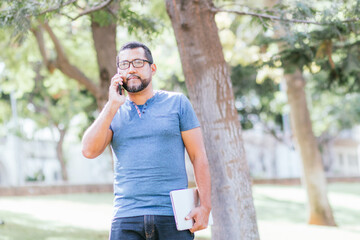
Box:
[0,210,108,240]
[253,183,360,233]
[254,194,307,223]
[2,193,114,205]
[332,206,360,229]
[328,183,360,196]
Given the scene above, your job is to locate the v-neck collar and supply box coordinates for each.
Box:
[127,91,159,118]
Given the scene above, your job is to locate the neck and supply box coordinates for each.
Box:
[128,83,154,105]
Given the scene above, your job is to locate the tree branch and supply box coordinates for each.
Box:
[211,7,360,25]
[31,26,59,75]
[35,0,114,21]
[31,27,48,65]
[72,0,114,21]
[38,22,100,98]
[37,0,77,16]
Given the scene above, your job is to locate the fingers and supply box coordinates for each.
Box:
[187,208,209,233]
[108,73,126,105]
[111,73,124,86]
[189,221,205,233]
[110,73,125,96]
[189,219,207,233]
[185,211,194,221]
[186,210,196,233]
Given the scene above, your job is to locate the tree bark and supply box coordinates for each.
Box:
[90,18,117,109]
[56,126,68,181]
[284,70,336,226]
[166,0,259,239]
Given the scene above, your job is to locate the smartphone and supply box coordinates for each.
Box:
[117,69,122,95]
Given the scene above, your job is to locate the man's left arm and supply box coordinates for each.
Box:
[181,127,212,233]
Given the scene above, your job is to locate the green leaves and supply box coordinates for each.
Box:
[231,64,284,130]
[22,64,96,135]
[225,0,360,137]
[0,0,162,44]
[91,9,116,27]
[292,1,317,21]
[0,1,33,44]
[117,1,162,40]
[279,46,314,73]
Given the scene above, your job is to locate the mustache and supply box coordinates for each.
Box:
[126,74,141,80]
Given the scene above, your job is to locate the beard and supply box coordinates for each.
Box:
[122,74,151,93]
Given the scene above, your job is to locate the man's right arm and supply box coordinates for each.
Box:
[82,73,126,159]
[82,102,118,158]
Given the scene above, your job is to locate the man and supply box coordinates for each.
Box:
[82,41,211,240]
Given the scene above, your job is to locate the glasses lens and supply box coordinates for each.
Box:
[119,61,129,70]
[133,60,144,68]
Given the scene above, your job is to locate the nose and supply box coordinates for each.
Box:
[128,63,137,74]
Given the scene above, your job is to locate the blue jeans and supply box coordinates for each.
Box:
[109,215,194,240]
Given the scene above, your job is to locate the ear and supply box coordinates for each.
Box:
[151,63,157,76]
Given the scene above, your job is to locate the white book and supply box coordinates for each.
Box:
[170,188,213,231]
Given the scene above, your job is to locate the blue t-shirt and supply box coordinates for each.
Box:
[110,90,200,218]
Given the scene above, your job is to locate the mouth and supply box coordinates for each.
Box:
[127,75,140,81]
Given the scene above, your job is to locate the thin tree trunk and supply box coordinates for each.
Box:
[56,127,68,181]
[33,23,100,97]
[285,70,336,226]
[261,0,336,226]
[33,13,118,110]
[31,6,118,183]
[166,0,259,239]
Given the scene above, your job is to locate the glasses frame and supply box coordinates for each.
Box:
[117,59,152,70]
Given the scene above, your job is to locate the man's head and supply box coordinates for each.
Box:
[116,42,156,93]
[116,41,153,65]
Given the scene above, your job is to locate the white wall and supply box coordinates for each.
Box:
[2,128,360,187]
[66,143,113,184]
[243,129,302,179]
[332,146,360,176]
[0,135,26,186]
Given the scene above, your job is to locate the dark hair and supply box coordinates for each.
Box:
[116,41,153,67]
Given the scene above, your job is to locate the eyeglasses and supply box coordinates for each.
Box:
[117,59,152,70]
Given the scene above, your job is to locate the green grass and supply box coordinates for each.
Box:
[251,183,360,240]
[0,210,108,240]
[0,193,112,240]
[253,183,360,227]
[0,183,359,240]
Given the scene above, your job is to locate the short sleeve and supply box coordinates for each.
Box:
[179,94,200,131]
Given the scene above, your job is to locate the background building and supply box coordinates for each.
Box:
[1,128,360,187]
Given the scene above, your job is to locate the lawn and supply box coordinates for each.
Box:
[0,183,359,240]
[253,183,360,240]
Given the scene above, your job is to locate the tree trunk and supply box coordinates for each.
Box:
[261,0,336,226]
[91,18,117,109]
[56,127,68,181]
[284,70,336,226]
[166,0,259,239]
